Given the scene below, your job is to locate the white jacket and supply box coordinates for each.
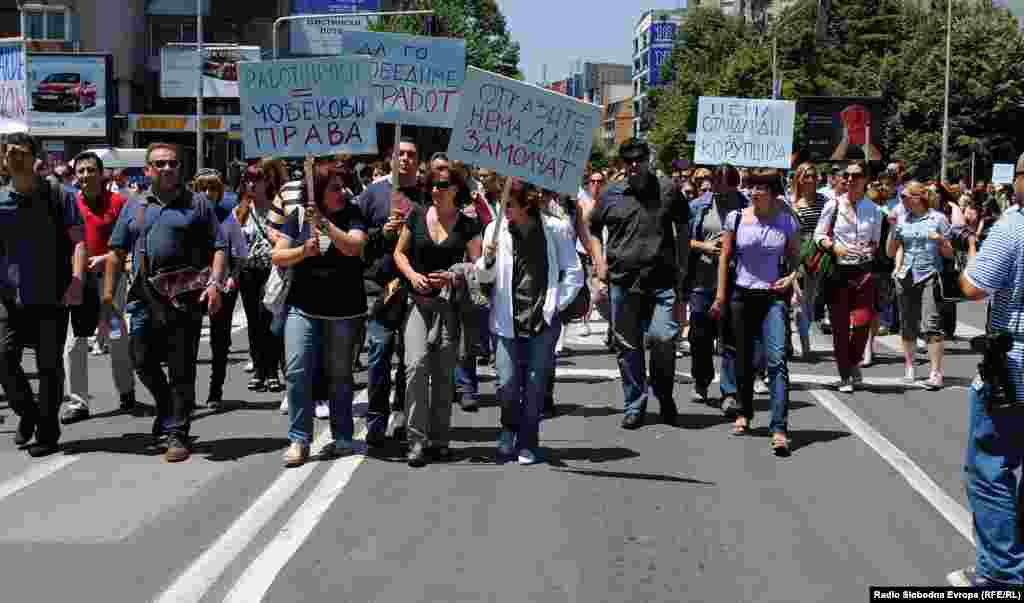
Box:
[474,213,584,339]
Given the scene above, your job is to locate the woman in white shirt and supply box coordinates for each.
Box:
[476,181,583,465]
[814,161,883,393]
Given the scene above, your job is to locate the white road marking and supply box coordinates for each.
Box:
[807,388,974,546]
[0,455,80,503]
[222,455,364,603]
[152,463,318,603]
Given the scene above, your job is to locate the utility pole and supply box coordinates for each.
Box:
[940,0,952,183]
[196,0,203,172]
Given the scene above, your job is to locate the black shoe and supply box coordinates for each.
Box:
[457,396,479,412]
[59,403,90,425]
[426,445,453,462]
[407,442,428,468]
[119,391,137,412]
[14,417,35,447]
[27,440,59,457]
[660,406,678,426]
[206,389,223,409]
[621,414,644,430]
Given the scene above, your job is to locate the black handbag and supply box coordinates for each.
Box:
[371,278,409,330]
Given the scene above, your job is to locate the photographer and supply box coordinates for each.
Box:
[950,152,1024,587]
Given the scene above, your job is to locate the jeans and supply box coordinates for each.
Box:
[403,296,458,447]
[207,289,239,394]
[455,305,488,402]
[239,267,282,381]
[609,285,679,417]
[0,301,69,443]
[64,273,134,405]
[495,317,560,451]
[688,289,737,398]
[128,299,203,439]
[730,288,789,434]
[965,379,1024,584]
[365,315,406,437]
[283,308,361,446]
[796,272,823,342]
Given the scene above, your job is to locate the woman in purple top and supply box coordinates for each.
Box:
[712,169,801,456]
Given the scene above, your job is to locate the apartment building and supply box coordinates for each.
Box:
[632,8,684,139]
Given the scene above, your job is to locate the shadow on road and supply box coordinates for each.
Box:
[552,467,715,486]
[746,427,851,453]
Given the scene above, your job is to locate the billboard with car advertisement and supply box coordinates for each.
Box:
[27,53,112,138]
[161,45,262,98]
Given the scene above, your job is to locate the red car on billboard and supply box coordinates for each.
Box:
[203,58,238,82]
[32,72,97,113]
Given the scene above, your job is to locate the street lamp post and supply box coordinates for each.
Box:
[196,0,203,172]
[940,0,952,183]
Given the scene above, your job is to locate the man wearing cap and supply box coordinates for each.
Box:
[582,139,689,429]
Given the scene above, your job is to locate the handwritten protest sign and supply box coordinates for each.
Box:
[992,163,1014,185]
[239,55,377,158]
[342,31,465,128]
[0,42,28,134]
[694,96,795,169]
[447,67,600,196]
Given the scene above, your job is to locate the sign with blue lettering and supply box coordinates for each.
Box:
[649,22,677,46]
[0,42,28,134]
[341,31,465,128]
[447,67,600,196]
[694,96,795,169]
[239,56,378,158]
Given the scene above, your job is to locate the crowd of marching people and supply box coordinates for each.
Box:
[0,131,1008,467]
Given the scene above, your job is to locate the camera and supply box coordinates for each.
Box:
[970,332,1017,412]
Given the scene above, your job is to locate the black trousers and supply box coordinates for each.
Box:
[0,301,69,443]
[129,300,203,439]
[205,290,239,394]
[238,267,282,381]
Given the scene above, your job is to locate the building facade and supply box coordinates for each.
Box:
[632,8,685,140]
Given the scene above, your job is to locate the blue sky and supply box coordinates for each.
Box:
[497,0,687,84]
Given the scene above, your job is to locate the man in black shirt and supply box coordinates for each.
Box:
[583,139,689,429]
[355,137,422,445]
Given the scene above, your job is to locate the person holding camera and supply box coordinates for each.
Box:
[950,152,1024,587]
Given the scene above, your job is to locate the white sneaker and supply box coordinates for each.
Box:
[315,401,330,419]
[244,361,256,373]
[903,366,916,384]
[754,378,769,395]
[837,379,854,394]
[517,449,540,465]
[279,396,289,414]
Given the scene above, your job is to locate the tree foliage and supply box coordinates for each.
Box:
[651,0,1024,180]
[373,0,521,78]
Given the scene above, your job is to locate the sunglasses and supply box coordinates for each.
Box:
[590,178,604,184]
[843,172,865,180]
[149,159,180,169]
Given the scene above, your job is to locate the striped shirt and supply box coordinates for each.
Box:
[793,193,828,237]
[965,207,1024,400]
[268,180,304,231]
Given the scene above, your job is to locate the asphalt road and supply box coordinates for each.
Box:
[0,302,987,602]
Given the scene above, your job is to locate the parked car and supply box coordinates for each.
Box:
[32,73,97,113]
[203,58,238,82]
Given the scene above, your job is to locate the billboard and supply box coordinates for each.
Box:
[797,96,885,162]
[290,0,381,56]
[27,53,111,138]
[161,45,262,98]
[649,22,678,46]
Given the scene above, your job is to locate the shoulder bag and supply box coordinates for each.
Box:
[262,204,305,316]
[801,202,839,277]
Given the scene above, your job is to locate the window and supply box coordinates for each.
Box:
[20,5,69,40]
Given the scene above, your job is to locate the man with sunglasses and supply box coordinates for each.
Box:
[106,143,227,463]
[0,132,86,457]
[582,139,690,429]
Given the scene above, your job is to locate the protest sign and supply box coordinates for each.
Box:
[0,42,28,134]
[447,67,600,197]
[239,55,377,158]
[694,96,795,169]
[342,30,465,128]
[992,163,1014,185]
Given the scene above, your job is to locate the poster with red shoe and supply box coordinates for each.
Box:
[797,96,885,162]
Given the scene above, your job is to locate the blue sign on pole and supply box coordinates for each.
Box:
[649,22,677,47]
[648,48,672,87]
[292,0,381,13]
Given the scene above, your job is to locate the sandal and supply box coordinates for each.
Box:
[265,377,284,393]
[771,433,791,457]
[247,377,267,392]
[732,417,750,436]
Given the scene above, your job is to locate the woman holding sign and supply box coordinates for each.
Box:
[273,159,367,468]
[394,153,482,468]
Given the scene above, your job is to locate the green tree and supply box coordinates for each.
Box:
[373,0,521,77]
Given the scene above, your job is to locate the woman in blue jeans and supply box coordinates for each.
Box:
[272,163,367,468]
[476,182,583,465]
[712,169,800,456]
